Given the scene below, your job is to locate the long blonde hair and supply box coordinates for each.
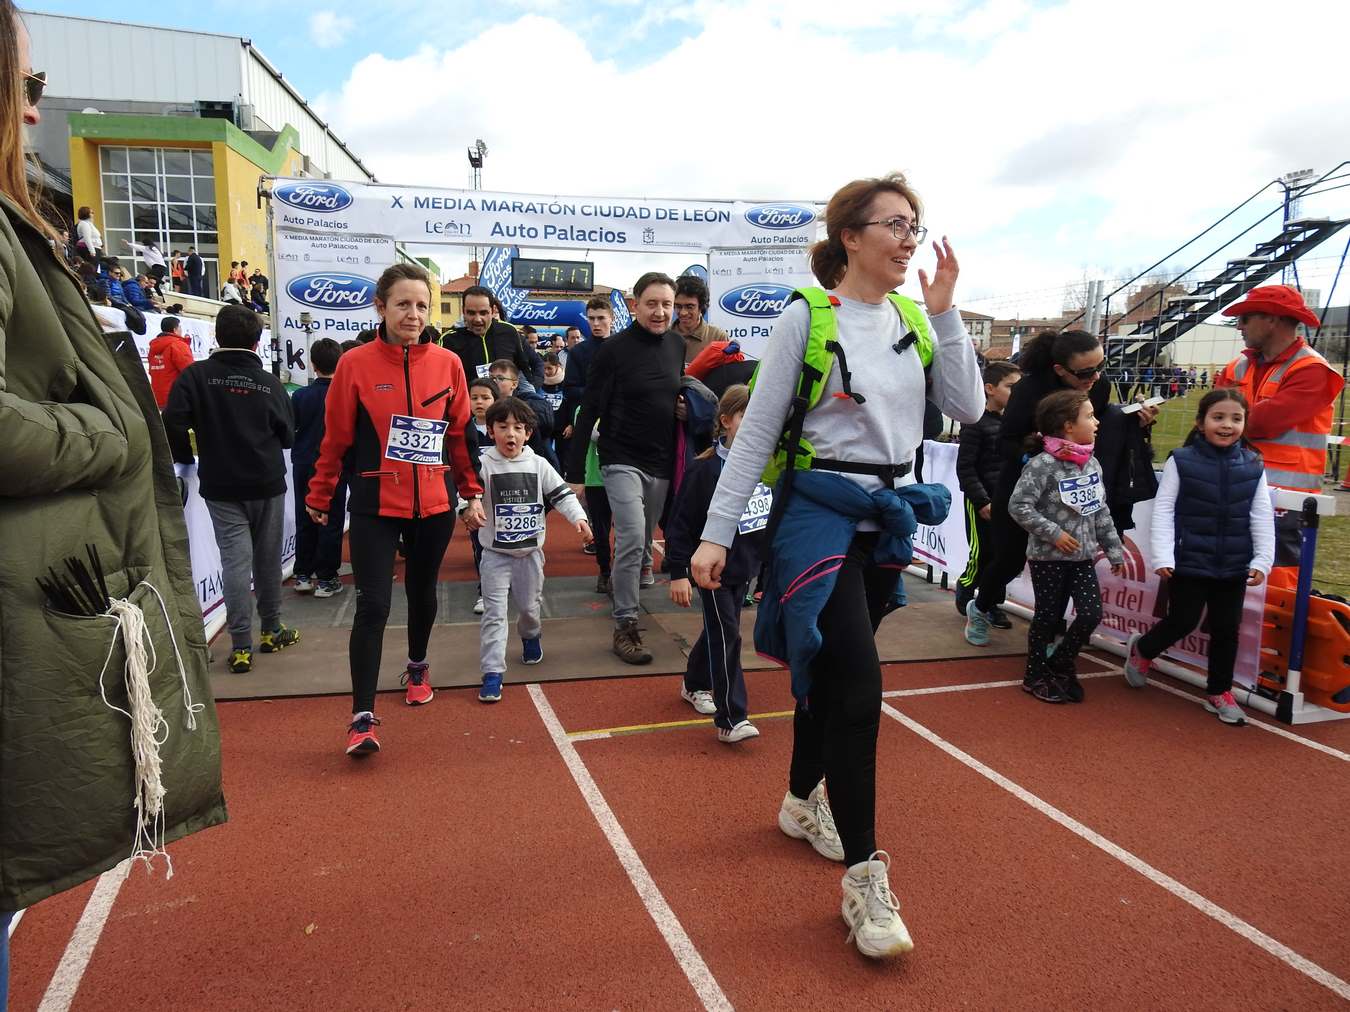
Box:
[696,384,751,460]
[0,3,59,240]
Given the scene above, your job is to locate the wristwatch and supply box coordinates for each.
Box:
[456,495,481,515]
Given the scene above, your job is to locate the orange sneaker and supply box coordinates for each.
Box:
[346,713,382,756]
[401,661,434,706]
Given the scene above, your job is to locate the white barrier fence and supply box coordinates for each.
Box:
[911,439,1267,682]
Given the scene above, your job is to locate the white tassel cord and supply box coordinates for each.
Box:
[93,581,205,879]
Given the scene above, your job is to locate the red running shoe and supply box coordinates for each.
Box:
[346,713,382,756]
[401,661,434,706]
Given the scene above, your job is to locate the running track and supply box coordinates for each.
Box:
[9,653,1350,1010]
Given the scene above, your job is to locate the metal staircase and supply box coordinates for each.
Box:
[1106,215,1349,372]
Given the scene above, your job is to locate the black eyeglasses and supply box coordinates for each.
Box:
[23,71,46,107]
[859,218,928,243]
[1064,364,1103,380]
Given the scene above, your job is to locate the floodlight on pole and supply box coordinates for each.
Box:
[467,139,488,274]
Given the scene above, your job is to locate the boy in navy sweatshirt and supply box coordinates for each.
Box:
[291,338,346,597]
[665,385,766,743]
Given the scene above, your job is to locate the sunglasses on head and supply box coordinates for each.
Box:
[23,71,46,107]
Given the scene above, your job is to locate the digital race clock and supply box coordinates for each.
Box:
[511,257,595,293]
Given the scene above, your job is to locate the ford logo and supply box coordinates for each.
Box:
[718,284,794,319]
[275,181,354,214]
[744,204,816,230]
[285,273,376,311]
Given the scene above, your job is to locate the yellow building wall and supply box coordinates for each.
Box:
[215,141,304,283]
[67,138,102,226]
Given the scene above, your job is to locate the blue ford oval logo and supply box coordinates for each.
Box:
[744,204,816,230]
[285,273,376,311]
[718,284,793,319]
[275,181,354,214]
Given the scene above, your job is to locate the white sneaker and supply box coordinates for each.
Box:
[718,720,759,744]
[293,575,314,594]
[777,782,845,862]
[841,850,914,959]
[680,686,715,715]
[473,596,485,615]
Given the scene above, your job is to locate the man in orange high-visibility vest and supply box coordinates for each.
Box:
[1216,285,1344,589]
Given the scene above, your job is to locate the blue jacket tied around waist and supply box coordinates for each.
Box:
[754,470,951,701]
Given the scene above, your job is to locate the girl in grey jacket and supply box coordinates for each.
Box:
[1009,390,1125,703]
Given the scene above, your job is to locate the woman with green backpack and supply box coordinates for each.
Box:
[691,173,984,959]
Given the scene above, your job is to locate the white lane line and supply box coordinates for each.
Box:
[1144,677,1350,763]
[882,669,1118,699]
[528,684,732,1012]
[37,860,131,1012]
[881,702,1350,1002]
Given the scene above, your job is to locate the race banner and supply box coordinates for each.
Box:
[270,178,823,255]
[909,440,971,583]
[479,244,529,321]
[706,246,816,358]
[273,226,396,381]
[610,288,632,331]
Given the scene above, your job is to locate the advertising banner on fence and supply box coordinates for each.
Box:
[910,440,1264,684]
[176,456,297,639]
[707,247,816,358]
[270,178,823,255]
[272,226,397,381]
[1005,497,1267,686]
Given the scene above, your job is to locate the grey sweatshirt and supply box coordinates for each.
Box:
[702,296,985,547]
[475,445,586,556]
[1008,451,1125,564]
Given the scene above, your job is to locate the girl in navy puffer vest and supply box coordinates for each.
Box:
[1124,389,1275,725]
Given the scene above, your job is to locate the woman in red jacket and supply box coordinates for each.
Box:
[306,263,485,756]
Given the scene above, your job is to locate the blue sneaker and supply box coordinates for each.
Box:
[479,672,503,703]
[964,599,991,647]
[522,637,543,665]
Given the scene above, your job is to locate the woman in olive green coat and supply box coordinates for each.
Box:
[1,4,225,918]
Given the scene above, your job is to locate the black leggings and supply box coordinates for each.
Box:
[974,481,1030,613]
[788,533,900,867]
[348,511,454,713]
[1025,560,1102,681]
[586,485,613,575]
[1138,573,1246,694]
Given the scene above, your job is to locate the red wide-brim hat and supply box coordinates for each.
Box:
[1221,285,1321,328]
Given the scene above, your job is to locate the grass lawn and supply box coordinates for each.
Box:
[1124,387,1349,595]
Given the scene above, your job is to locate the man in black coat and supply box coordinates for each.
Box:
[442,285,534,382]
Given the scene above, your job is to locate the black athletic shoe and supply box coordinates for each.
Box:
[1057,673,1085,703]
[988,607,1013,630]
[582,542,598,556]
[954,585,973,618]
[1023,676,1068,704]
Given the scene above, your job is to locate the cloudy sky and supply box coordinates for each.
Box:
[34,0,1350,316]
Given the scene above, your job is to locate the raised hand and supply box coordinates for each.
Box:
[917,237,959,315]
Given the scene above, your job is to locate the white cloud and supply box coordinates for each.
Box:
[309,11,355,49]
[312,0,1350,316]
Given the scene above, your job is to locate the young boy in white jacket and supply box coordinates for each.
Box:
[473,396,591,702]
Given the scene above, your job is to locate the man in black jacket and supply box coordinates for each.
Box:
[442,285,534,382]
[567,274,684,665]
[164,304,300,673]
[184,246,205,298]
[560,294,614,437]
[954,361,1020,620]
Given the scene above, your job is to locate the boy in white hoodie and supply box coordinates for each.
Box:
[474,396,591,702]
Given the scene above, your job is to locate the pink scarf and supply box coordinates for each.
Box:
[1044,436,1094,467]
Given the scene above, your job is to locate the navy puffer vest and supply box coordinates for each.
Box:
[1171,440,1264,579]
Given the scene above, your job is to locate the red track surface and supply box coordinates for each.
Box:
[11,654,1350,1010]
